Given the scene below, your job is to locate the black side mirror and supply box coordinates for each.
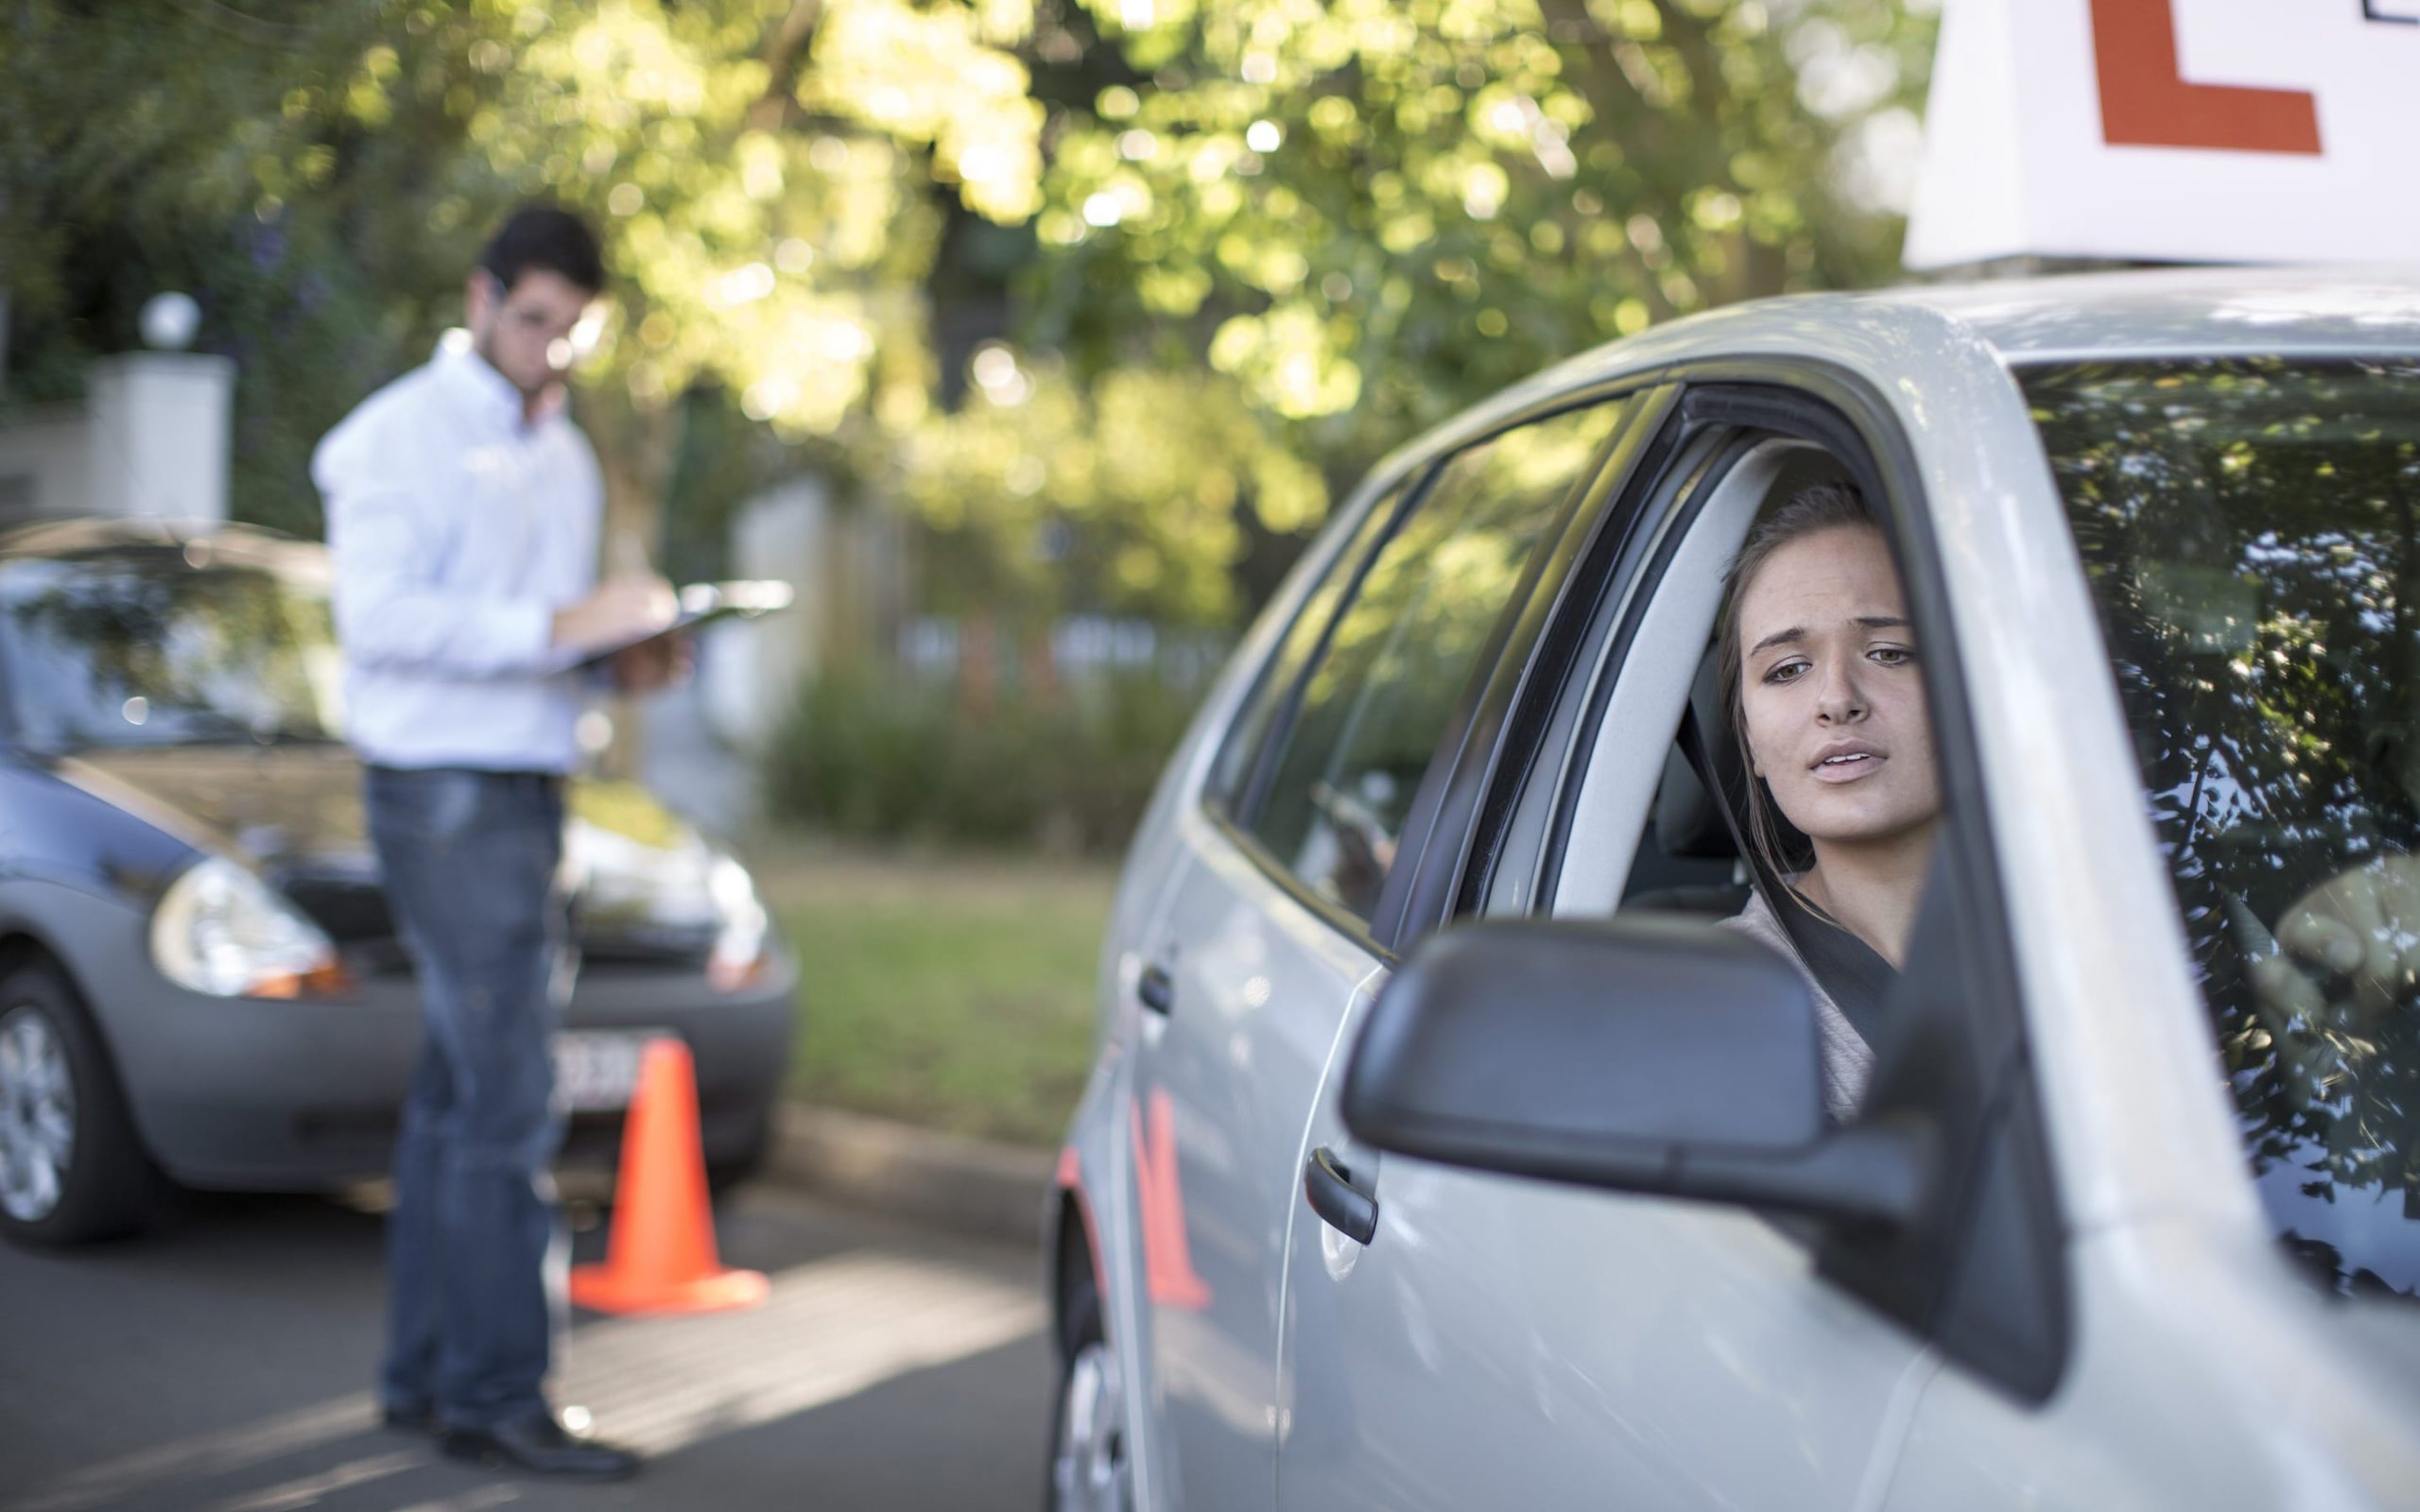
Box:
[1340,916,1933,1227]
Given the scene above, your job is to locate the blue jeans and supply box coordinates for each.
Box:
[365,765,573,1431]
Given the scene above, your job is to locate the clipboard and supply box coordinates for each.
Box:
[570,579,795,670]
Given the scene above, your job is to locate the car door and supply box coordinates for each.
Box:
[1274,388,2061,1510]
[1124,391,1640,1510]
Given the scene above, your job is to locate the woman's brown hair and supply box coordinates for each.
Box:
[1713,481,1887,900]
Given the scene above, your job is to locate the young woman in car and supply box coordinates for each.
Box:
[1713,484,1941,1120]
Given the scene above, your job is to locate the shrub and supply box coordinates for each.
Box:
[763,666,1201,855]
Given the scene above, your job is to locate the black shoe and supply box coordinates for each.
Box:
[379,1402,437,1435]
[440,1411,640,1480]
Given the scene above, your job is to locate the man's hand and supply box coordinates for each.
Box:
[2254,854,2420,1025]
[608,631,690,696]
[551,576,676,654]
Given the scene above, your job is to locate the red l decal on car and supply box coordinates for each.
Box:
[1131,1090,1213,1313]
[2092,0,2323,154]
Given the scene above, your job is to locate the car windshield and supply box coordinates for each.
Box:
[0,555,342,751]
[2029,357,2420,1308]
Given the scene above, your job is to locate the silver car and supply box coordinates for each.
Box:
[1044,268,2420,1509]
[0,523,796,1245]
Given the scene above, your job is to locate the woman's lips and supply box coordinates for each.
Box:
[1810,751,1885,783]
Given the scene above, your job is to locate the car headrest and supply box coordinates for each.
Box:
[1652,644,1811,866]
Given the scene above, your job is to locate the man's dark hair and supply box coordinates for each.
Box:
[477,205,605,295]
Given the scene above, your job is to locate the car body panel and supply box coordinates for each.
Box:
[1124,801,1383,1510]
[1885,1220,2420,1510]
[1280,1089,1933,1511]
[1059,461,1425,1507]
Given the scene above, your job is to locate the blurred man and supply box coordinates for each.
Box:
[314,205,675,1481]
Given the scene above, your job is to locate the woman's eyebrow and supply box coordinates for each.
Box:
[1749,615,1910,658]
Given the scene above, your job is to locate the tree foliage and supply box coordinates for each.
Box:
[3,0,1933,625]
[4,0,1045,538]
[904,0,1933,624]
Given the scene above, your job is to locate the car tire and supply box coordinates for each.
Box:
[0,963,156,1245]
[1045,1284,1132,1512]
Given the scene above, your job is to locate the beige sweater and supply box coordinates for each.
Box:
[1717,888,1875,1123]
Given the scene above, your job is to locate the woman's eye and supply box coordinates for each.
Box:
[1762,661,1807,684]
[1869,645,1916,667]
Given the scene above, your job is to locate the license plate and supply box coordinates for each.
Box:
[551,1030,672,1112]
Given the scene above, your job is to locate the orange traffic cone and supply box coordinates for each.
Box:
[569,1038,769,1315]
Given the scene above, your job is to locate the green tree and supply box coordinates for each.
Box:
[3,0,1047,546]
[893,0,1934,632]
[6,0,1934,635]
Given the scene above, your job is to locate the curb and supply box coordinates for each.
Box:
[766,1102,1056,1247]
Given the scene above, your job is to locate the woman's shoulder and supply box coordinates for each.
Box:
[1718,885,1787,944]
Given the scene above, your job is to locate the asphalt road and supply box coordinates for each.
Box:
[0,1182,1055,1512]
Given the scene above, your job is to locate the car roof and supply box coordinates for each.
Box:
[1581,263,2420,376]
[1865,264,2420,363]
[0,519,326,580]
[1367,265,2420,492]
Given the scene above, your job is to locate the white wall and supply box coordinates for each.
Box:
[708,474,832,747]
[85,353,233,522]
[0,352,235,527]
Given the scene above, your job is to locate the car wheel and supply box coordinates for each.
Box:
[1045,1285,1132,1512]
[0,964,154,1245]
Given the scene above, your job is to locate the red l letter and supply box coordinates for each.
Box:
[2091,0,2322,154]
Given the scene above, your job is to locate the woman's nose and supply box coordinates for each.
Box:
[1816,664,1868,724]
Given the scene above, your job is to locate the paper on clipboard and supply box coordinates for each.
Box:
[568,579,794,670]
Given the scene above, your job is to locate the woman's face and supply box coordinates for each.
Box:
[1736,525,1942,849]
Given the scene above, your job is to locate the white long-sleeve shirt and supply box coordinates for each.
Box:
[314,339,599,773]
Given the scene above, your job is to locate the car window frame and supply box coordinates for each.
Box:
[1201,386,1663,954]
[1443,365,2074,1402]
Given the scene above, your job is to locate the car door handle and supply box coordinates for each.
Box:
[1304,1145,1377,1245]
[1137,964,1175,1015]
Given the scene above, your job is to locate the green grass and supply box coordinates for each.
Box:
[751,843,1116,1147]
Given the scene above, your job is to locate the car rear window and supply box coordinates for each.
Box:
[1244,400,1625,923]
[0,558,341,751]
[2028,357,2420,1308]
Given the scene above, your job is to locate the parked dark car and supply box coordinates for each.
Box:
[0,520,797,1244]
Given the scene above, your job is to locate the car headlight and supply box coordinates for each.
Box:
[705,853,769,992]
[150,856,349,999]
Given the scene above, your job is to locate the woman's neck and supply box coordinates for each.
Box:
[1794,821,1941,970]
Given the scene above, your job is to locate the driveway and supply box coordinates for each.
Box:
[0,1182,1050,1511]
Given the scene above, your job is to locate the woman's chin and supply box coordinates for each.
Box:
[1780,792,1940,850]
